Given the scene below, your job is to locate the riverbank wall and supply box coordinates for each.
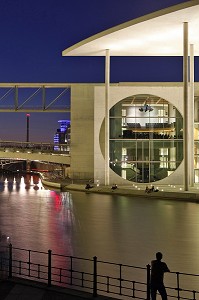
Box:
[41,176,199,202]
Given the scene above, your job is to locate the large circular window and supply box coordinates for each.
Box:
[109,94,183,183]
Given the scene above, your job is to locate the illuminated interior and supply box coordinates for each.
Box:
[109,94,183,183]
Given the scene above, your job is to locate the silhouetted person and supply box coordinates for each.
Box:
[151,252,170,300]
[111,184,118,190]
[85,183,92,190]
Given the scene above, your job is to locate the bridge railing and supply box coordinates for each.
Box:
[0,140,70,154]
[0,244,199,300]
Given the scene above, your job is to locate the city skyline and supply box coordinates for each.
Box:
[0,0,197,142]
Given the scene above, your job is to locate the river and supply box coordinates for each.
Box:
[0,172,199,294]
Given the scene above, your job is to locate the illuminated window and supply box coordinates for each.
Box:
[108,94,183,183]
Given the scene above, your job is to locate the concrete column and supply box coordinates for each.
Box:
[189,44,194,186]
[183,22,189,191]
[105,49,110,186]
[26,159,31,171]
[194,98,199,122]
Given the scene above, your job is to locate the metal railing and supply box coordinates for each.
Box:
[0,83,71,112]
[0,140,70,155]
[0,244,199,300]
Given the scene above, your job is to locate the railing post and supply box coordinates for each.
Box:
[147,264,151,300]
[28,250,31,277]
[70,256,73,285]
[119,264,122,295]
[176,272,180,300]
[193,290,196,300]
[8,243,12,278]
[93,256,97,297]
[48,249,52,287]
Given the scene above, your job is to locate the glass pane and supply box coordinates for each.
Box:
[110,102,122,117]
[110,118,123,139]
[194,156,199,169]
[195,170,199,183]
[194,125,199,140]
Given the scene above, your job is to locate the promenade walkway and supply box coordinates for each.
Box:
[0,277,113,300]
[62,183,199,201]
[42,176,199,202]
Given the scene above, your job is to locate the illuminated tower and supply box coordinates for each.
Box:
[54,120,70,151]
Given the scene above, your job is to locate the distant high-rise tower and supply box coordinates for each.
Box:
[54,120,70,151]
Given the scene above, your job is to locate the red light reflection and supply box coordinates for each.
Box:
[50,191,61,210]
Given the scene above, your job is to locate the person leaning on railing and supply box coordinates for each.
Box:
[150,252,170,300]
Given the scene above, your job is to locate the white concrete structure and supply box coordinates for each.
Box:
[0,149,70,165]
[62,1,199,57]
[68,82,199,186]
[63,0,199,189]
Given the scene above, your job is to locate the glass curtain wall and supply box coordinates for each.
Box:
[194,124,199,183]
[110,95,183,183]
[194,97,199,182]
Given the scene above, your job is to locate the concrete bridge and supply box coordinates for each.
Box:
[0,141,71,165]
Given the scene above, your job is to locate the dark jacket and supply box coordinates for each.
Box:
[151,260,170,285]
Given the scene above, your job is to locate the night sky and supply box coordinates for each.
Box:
[0,0,196,142]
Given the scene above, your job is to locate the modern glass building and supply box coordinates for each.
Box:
[54,120,70,151]
[62,0,199,189]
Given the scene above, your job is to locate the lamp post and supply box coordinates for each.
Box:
[26,114,30,143]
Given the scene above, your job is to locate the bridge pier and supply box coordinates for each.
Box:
[26,160,31,172]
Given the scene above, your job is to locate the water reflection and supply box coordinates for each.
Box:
[0,172,42,193]
[0,173,199,292]
[0,173,74,256]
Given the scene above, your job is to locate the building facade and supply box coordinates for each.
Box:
[63,1,199,188]
[69,82,199,186]
[54,120,70,152]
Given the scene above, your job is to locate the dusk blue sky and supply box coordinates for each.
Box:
[0,0,196,142]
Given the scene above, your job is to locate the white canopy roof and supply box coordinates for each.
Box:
[62,0,199,57]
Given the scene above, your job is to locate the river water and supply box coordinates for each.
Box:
[1,173,199,294]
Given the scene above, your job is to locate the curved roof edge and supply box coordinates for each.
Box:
[62,0,199,57]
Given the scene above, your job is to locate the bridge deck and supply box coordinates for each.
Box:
[0,141,70,164]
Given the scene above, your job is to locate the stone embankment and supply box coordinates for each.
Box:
[41,175,199,202]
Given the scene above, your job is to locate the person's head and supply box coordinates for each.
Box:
[156,252,163,261]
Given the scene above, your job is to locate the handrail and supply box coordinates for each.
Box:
[0,140,70,155]
[0,244,198,300]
